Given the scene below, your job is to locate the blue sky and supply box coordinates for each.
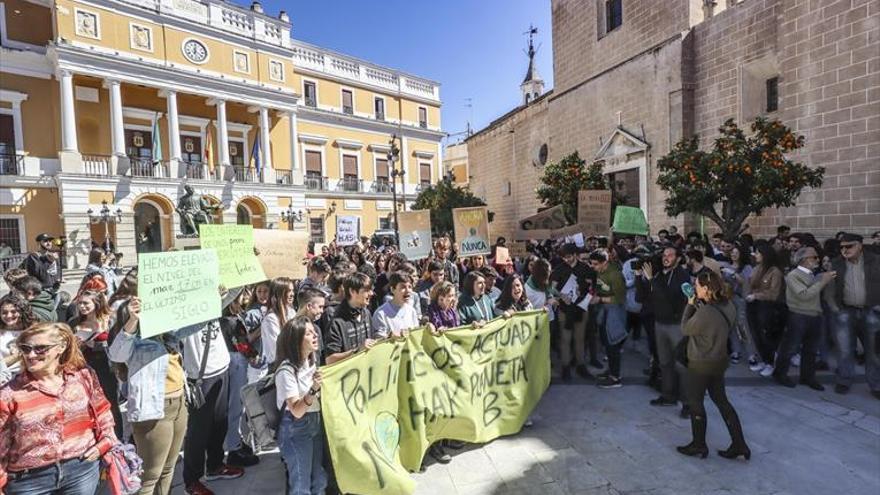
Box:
[260,0,553,143]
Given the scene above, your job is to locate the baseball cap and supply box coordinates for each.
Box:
[35,233,54,243]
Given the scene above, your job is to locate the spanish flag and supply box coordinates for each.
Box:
[204,126,215,172]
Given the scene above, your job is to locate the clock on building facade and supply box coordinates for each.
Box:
[182,38,209,64]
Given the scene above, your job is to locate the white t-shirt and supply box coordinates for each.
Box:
[275,360,320,412]
[261,307,293,366]
[372,300,420,338]
[181,320,230,379]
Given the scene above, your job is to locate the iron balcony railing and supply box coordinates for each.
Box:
[340,176,363,192]
[0,153,25,175]
[233,166,262,183]
[129,157,169,178]
[305,174,329,191]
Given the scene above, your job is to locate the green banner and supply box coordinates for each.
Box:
[138,249,222,338]
[199,224,266,288]
[611,206,649,235]
[320,311,551,495]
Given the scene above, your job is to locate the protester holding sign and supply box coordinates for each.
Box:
[109,294,191,495]
[259,278,296,379]
[274,315,327,495]
[588,250,628,389]
[550,244,595,382]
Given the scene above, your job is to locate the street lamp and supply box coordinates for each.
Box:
[280,205,304,230]
[87,200,123,252]
[387,134,403,247]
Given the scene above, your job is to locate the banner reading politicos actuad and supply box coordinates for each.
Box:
[452,206,491,256]
[320,311,551,495]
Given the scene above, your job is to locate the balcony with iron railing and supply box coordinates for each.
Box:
[129,156,170,178]
[276,169,293,185]
[304,174,330,191]
[373,178,392,193]
[233,166,262,183]
[0,153,25,175]
[339,176,363,193]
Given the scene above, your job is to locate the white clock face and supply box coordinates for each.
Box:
[182,39,208,64]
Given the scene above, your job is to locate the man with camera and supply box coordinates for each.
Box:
[636,246,690,412]
[23,233,63,307]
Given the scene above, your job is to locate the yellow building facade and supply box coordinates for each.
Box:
[0,0,443,270]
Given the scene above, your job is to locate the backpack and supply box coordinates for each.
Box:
[240,362,291,453]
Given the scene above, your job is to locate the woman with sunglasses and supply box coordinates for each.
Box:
[0,322,118,494]
[0,293,36,385]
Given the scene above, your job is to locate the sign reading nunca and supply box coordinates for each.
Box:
[452,206,491,256]
[320,311,551,495]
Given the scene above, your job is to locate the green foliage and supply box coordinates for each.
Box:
[412,177,492,239]
[536,152,610,223]
[656,117,824,238]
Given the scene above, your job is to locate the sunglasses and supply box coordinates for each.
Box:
[18,343,61,356]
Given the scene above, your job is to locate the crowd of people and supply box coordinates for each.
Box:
[0,225,877,495]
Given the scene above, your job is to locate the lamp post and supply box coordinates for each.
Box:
[87,200,123,252]
[280,205,303,230]
[387,134,403,247]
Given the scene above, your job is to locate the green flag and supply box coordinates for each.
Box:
[151,114,163,165]
[320,311,551,495]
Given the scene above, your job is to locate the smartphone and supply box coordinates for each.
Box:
[681,282,695,299]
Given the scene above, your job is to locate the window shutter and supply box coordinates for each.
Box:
[343,155,358,176]
[305,150,322,173]
[420,162,431,184]
[376,158,389,179]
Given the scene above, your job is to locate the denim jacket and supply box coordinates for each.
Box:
[108,324,201,422]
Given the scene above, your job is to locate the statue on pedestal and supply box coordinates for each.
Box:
[176,185,217,236]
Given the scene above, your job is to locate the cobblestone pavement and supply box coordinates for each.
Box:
[169,339,880,495]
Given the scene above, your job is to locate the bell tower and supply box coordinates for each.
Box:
[520,25,545,105]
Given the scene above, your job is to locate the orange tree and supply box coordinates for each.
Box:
[412,177,492,239]
[656,118,824,239]
[536,151,610,223]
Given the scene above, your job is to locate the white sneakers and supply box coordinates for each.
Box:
[749,362,765,372]
[760,364,775,377]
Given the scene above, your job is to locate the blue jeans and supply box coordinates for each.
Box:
[774,311,821,382]
[6,458,100,495]
[596,304,627,377]
[833,306,880,391]
[278,411,327,495]
[225,352,249,451]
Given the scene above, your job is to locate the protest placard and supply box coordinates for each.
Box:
[513,205,567,240]
[575,189,612,236]
[507,241,529,259]
[138,249,222,338]
[253,228,310,279]
[336,216,360,246]
[397,210,432,260]
[198,224,266,288]
[452,206,491,256]
[612,206,649,235]
[494,246,511,265]
[321,311,551,495]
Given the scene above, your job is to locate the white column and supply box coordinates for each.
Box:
[164,90,181,160]
[214,99,230,165]
[105,80,125,156]
[288,110,298,171]
[259,107,272,170]
[10,101,25,152]
[59,70,78,152]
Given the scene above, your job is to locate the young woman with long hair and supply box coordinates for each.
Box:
[0,293,35,384]
[259,277,296,378]
[274,315,327,495]
[745,242,784,376]
[678,271,749,461]
[457,271,493,326]
[494,273,533,316]
[723,244,753,364]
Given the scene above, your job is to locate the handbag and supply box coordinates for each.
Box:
[85,373,143,495]
[185,327,212,409]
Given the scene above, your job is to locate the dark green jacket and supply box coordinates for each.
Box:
[457,294,493,325]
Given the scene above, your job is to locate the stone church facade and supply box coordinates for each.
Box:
[467,0,879,241]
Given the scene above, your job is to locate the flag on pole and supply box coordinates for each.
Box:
[204,126,215,172]
[150,113,163,165]
[249,134,261,175]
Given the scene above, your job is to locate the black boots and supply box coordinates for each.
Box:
[676,414,708,459]
[718,408,751,461]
